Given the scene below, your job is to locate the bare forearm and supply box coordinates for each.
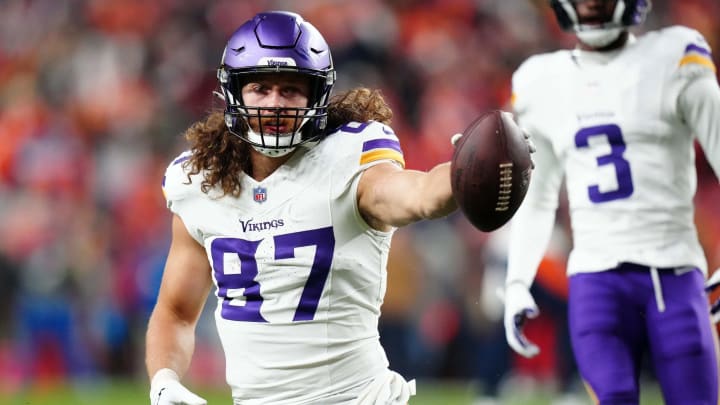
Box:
[418,162,456,220]
[358,161,458,229]
[146,306,198,380]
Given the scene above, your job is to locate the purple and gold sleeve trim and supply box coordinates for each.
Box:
[172,155,190,166]
[680,43,716,73]
[162,152,191,201]
[360,138,405,168]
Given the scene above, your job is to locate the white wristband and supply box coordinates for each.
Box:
[151,368,180,386]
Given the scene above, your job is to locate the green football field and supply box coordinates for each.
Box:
[0,379,665,405]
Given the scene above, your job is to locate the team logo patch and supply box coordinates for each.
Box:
[253,186,267,204]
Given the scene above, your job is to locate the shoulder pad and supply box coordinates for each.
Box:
[162,151,194,208]
[662,26,716,77]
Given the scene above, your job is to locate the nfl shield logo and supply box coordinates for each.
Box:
[253,186,267,203]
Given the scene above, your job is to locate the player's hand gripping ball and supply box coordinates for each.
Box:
[451,110,533,232]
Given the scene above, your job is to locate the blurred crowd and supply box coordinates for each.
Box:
[0,0,718,400]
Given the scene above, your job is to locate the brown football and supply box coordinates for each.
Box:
[451,110,533,232]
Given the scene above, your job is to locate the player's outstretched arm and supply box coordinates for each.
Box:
[357,160,456,231]
[146,215,212,405]
[357,123,535,232]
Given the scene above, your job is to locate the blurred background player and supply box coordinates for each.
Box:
[502,0,720,404]
[144,10,494,405]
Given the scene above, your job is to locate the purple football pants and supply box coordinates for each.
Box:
[568,263,719,405]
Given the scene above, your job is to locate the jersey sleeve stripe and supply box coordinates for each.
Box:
[684,44,711,58]
[161,175,169,200]
[362,138,402,153]
[679,54,717,72]
[172,155,190,166]
[359,150,405,168]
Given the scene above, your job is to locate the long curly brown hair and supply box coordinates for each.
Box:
[183,87,393,197]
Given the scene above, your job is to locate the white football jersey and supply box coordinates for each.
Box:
[162,121,406,404]
[512,26,719,275]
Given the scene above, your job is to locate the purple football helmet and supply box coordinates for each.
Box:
[217,11,336,156]
[550,0,652,32]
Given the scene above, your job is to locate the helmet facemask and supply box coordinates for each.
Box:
[219,67,333,157]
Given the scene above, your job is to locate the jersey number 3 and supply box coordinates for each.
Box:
[575,124,634,203]
[210,227,335,323]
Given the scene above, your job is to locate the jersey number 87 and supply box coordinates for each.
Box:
[210,227,335,322]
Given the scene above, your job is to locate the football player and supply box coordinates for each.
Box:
[144,10,457,405]
[502,0,720,404]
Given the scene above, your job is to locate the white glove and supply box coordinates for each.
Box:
[501,282,540,358]
[520,127,536,154]
[705,269,720,324]
[150,368,207,405]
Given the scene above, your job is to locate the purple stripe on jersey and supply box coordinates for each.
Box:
[362,138,402,153]
[172,155,190,166]
[684,43,712,57]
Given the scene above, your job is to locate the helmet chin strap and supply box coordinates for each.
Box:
[251,144,297,157]
[246,128,297,157]
[577,27,623,48]
[242,110,316,158]
[250,139,320,157]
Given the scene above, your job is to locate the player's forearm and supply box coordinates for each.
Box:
[390,162,456,224]
[146,306,198,380]
[418,162,457,220]
[506,202,557,287]
[362,162,456,228]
